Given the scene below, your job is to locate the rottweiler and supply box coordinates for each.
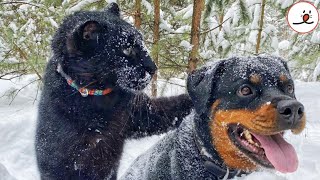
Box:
[120,55,306,180]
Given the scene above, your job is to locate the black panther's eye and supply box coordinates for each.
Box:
[287,84,294,94]
[123,47,133,56]
[123,46,137,58]
[237,85,253,97]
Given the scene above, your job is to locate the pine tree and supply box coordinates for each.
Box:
[134,0,142,29]
[202,0,250,59]
[188,0,204,72]
[151,0,160,97]
[255,0,266,54]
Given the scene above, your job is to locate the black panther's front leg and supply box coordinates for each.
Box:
[127,93,193,137]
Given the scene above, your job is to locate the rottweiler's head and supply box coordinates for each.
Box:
[52,3,156,92]
[187,56,306,173]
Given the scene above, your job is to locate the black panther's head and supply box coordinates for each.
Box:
[52,3,157,92]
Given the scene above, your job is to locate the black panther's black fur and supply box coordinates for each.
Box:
[35,3,193,180]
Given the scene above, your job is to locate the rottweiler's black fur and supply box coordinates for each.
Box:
[121,56,306,180]
[35,3,192,180]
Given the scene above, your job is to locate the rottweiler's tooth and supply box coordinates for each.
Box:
[244,130,258,145]
[254,142,260,147]
[243,130,252,140]
[248,139,256,145]
[240,132,244,137]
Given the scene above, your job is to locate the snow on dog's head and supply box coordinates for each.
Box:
[187,55,306,173]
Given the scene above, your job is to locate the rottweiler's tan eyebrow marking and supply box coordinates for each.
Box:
[279,74,288,83]
[249,74,262,84]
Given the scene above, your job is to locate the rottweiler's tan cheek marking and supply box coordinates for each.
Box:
[209,104,278,171]
[292,113,306,134]
[279,74,288,83]
[250,74,262,85]
[209,112,257,171]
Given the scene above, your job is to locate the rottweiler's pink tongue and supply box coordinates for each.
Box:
[252,133,298,173]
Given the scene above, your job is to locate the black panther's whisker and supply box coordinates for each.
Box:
[76,73,95,77]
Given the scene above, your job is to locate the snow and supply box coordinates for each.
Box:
[278,40,290,50]
[223,8,233,33]
[106,0,117,3]
[0,163,16,180]
[159,19,174,32]
[312,59,320,81]
[264,25,277,35]
[246,0,261,7]
[176,4,192,17]
[48,17,59,28]
[117,134,165,177]
[179,40,193,51]
[271,37,279,51]
[20,19,36,35]
[0,76,40,180]
[248,30,258,44]
[311,31,320,44]
[182,5,193,19]
[18,4,29,11]
[1,76,320,180]
[141,0,153,15]
[8,23,18,33]
[277,0,293,9]
[175,25,191,33]
[66,0,101,14]
[280,0,293,9]
[48,6,55,12]
[251,4,260,30]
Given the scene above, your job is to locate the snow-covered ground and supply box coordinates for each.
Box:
[0,76,319,180]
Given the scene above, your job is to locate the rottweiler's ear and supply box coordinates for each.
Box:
[66,21,102,56]
[278,58,290,72]
[187,60,226,116]
[105,2,120,17]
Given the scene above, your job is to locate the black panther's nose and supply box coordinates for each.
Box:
[143,59,157,76]
[277,100,304,128]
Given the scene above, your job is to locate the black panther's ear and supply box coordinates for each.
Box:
[105,2,120,17]
[66,21,102,56]
[187,60,226,116]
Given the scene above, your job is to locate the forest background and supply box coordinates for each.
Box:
[0,0,319,97]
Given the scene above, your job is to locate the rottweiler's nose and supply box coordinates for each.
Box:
[277,100,304,128]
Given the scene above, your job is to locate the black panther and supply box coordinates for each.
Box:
[35,3,193,180]
[121,56,306,179]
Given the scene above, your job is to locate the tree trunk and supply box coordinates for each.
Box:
[255,0,266,54]
[219,14,224,31]
[134,0,142,29]
[188,0,204,72]
[218,13,224,58]
[151,0,160,97]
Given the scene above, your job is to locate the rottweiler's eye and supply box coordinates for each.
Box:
[238,86,253,96]
[287,84,294,94]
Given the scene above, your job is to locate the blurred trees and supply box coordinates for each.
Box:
[0,0,319,94]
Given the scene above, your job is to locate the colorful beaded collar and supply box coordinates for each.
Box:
[57,64,112,97]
